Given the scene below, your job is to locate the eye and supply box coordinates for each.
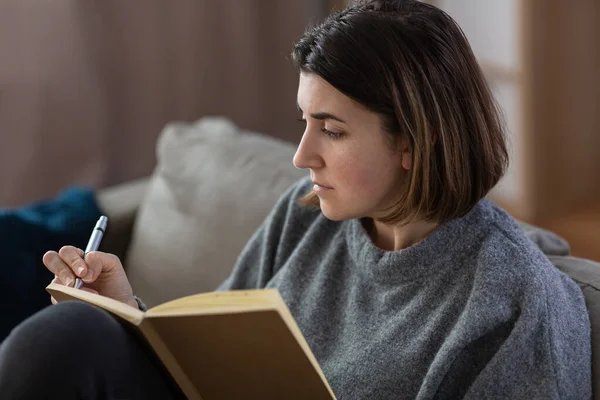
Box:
[321,128,344,139]
[297,118,344,140]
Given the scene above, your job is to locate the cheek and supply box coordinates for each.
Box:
[332,151,397,194]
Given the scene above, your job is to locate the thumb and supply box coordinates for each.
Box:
[80,251,123,283]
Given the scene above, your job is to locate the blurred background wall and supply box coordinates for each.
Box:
[0,0,326,207]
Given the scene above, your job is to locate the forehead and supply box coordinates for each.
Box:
[296,73,358,112]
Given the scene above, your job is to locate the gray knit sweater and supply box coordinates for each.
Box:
[217,177,591,399]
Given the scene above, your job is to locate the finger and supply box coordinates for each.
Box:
[50,275,69,287]
[49,277,61,305]
[83,251,122,283]
[43,251,75,287]
[57,246,87,278]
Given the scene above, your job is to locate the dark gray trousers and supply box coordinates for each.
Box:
[0,301,186,399]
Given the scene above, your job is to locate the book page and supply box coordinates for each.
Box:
[46,282,145,326]
[147,289,283,316]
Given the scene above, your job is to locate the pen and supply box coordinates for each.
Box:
[74,215,108,289]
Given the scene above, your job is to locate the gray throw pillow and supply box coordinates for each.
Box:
[125,117,306,307]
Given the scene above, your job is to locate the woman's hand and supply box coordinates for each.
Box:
[43,245,138,309]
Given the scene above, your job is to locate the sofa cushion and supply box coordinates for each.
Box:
[125,117,306,306]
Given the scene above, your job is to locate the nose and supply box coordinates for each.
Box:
[293,129,324,170]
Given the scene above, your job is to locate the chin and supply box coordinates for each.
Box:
[319,203,356,222]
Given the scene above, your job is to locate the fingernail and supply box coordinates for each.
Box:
[83,269,93,281]
[64,276,73,287]
[77,266,85,276]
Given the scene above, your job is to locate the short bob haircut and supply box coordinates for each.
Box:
[292,0,508,225]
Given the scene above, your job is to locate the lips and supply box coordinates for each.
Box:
[313,181,333,189]
[312,181,334,195]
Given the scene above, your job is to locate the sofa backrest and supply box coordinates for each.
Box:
[549,255,600,399]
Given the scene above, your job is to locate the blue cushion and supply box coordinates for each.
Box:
[0,187,101,341]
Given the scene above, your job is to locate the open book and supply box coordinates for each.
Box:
[46,282,336,400]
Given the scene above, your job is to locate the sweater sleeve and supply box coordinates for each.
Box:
[216,176,313,291]
[456,272,592,400]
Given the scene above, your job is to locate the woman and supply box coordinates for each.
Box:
[0,0,591,399]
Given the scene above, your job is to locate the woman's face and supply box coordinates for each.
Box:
[294,72,411,221]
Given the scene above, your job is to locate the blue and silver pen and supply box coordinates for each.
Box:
[74,215,108,290]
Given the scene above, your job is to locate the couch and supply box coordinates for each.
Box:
[95,117,600,398]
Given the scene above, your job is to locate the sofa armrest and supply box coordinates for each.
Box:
[96,177,150,263]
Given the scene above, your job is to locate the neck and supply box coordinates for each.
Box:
[366,218,440,251]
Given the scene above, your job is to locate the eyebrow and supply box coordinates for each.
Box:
[297,103,347,124]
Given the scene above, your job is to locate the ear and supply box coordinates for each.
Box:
[401,151,412,171]
[398,136,412,171]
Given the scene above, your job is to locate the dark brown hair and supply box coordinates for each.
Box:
[291,0,508,224]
